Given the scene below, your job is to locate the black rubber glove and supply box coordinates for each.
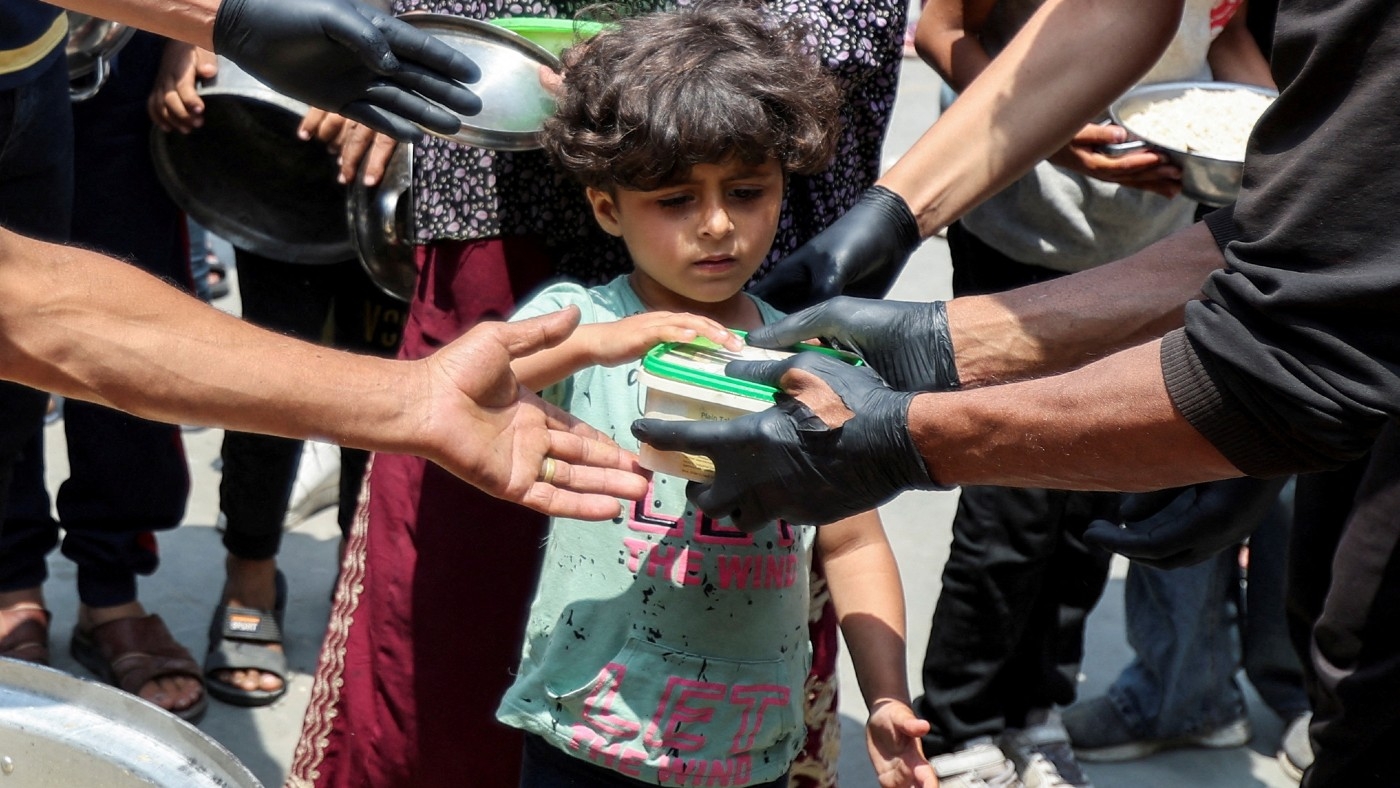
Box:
[214,0,482,141]
[1083,476,1289,569]
[631,353,942,531]
[748,185,921,312]
[746,296,958,392]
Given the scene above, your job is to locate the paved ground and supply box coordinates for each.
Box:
[27,56,1302,788]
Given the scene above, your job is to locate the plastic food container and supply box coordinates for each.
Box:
[637,334,861,483]
[488,17,612,57]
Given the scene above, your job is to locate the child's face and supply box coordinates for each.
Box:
[587,157,783,311]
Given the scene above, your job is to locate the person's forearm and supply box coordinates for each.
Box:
[0,229,424,452]
[946,221,1224,387]
[822,523,911,709]
[913,339,1240,490]
[1207,2,1275,88]
[51,0,219,50]
[915,0,994,91]
[881,0,1183,237]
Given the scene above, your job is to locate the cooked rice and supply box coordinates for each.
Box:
[1123,87,1274,161]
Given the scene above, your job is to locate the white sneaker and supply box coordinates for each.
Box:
[1002,709,1093,788]
[1277,712,1313,782]
[928,738,1025,788]
[285,440,341,528]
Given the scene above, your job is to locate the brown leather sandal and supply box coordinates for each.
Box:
[70,614,208,723]
[0,604,51,665]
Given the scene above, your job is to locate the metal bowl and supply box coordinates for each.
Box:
[150,56,352,264]
[65,14,135,101]
[348,141,416,301]
[1109,81,1278,207]
[0,658,260,786]
[401,13,562,151]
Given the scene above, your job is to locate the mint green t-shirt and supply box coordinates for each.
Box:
[498,276,816,785]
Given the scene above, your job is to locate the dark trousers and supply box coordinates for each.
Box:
[219,250,406,559]
[915,223,1118,752]
[0,35,192,607]
[0,53,74,581]
[1292,421,1400,787]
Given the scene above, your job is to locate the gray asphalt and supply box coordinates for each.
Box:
[29,56,1301,788]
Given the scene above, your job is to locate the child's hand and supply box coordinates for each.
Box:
[585,312,741,367]
[1048,123,1183,199]
[865,700,938,788]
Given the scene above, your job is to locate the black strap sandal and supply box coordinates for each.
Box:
[203,570,288,707]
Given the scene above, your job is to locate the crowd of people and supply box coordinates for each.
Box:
[5,0,1399,785]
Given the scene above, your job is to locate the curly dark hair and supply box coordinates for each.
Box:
[540,1,843,192]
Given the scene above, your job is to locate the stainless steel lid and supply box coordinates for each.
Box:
[348,141,416,301]
[401,13,563,151]
[150,56,353,264]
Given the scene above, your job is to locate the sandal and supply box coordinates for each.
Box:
[0,604,51,665]
[204,570,288,707]
[207,259,231,301]
[70,614,208,723]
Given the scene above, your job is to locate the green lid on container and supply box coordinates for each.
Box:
[641,330,863,403]
[488,17,612,57]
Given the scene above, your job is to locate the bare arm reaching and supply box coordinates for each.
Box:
[0,228,647,520]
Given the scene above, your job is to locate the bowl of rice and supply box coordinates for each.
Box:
[1109,81,1277,206]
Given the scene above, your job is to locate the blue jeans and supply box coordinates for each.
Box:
[1105,479,1309,738]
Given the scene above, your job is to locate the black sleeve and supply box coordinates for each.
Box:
[1160,0,1400,476]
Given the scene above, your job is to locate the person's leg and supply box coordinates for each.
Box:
[1243,478,1309,718]
[1242,478,1312,779]
[290,237,556,788]
[1292,424,1400,786]
[212,249,338,702]
[915,485,1076,747]
[1066,552,1248,758]
[919,223,1111,787]
[36,30,204,722]
[328,257,407,539]
[56,32,201,719]
[0,48,75,658]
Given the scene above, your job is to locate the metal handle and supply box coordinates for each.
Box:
[1098,139,1152,157]
[68,57,108,102]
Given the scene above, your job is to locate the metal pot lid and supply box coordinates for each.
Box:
[150,56,353,264]
[401,13,562,151]
[348,141,416,302]
[0,658,261,787]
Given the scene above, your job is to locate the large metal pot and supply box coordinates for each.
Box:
[1108,81,1278,207]
[348,142,416,301]
[65,14,136,101]
[0,658,261,786]
[150,56,352,264]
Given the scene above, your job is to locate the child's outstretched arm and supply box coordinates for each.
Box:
[818,513,937,788]
[511,310,740,391]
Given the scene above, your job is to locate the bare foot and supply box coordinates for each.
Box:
[78,601,204,715]
[213,556,284,695]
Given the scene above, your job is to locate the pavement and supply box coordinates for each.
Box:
[26,56,1303,788]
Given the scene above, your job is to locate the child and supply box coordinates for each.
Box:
[495,4,934,788]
